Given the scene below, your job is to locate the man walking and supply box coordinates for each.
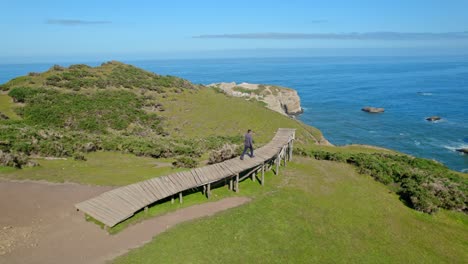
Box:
[240,129,254,160]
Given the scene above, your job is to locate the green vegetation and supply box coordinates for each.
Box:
[158,88,321,145]
[115,157,468,263]
[0,94,20,119]
[9,87,162,133]
[0,61,320,174]
[296,148,467,214]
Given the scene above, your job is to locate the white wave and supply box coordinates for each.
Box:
[443,143,468,152]
[417,92,433,96]
[462,169,468,173]
[414,140,421,146]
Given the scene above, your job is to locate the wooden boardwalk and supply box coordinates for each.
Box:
[75,128,296,228]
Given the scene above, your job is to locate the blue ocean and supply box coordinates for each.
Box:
[1,56,467,172]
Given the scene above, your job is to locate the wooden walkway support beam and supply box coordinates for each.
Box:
[261,163,265,186]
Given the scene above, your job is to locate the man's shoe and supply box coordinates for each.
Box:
[240,157,244,160]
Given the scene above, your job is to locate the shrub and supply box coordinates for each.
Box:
[300,149,467,214]
[172,156,198,168]
[208,144,239,164]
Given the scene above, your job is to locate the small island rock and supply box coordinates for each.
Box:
[426,116,441,122]
[456,148,468,154]
[362,107,385,113]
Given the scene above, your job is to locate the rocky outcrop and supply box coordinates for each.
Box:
[208,82,303,116]
[456,148,468,154]
[362,107,385,113]
[426,116,441,122]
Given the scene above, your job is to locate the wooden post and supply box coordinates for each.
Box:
[207,183,211,199]
[202,185,206,195]
[251,170,255,181]
[284,146,287,166]
[261,163,265,186]
[289,140,293,161]
[235,173,239,193]
[229,177,233,191]
[144,206,148,214]
[179,192,183,204]
[171,196,174,204]
[276,155,279,175]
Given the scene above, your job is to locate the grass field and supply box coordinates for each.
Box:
[115,157,468,263]
[159,88,322,145]
[0,152,184,186]
[0,94,20,119]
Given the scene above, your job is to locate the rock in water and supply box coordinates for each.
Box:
[456,148,468,154]
[362,107,385,113]
[426,116,441,122]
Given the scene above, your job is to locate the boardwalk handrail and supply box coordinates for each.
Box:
[75,128,296,228]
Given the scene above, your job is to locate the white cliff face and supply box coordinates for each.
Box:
[208,82,303,116]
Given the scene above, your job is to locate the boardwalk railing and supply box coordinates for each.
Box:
[75,128,296,228]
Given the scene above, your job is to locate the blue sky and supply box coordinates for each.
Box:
[1,0,467,62]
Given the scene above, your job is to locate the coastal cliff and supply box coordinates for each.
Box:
[208,82,303,116]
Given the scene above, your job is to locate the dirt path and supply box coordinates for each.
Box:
[0,180,250,264]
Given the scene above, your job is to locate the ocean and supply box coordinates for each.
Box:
[1,56,467,172]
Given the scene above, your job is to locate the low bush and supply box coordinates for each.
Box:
[208,144,239,164]
[172,156,198,168]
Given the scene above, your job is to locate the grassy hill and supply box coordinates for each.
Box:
[0,61,466,263]
[115,157,467,263]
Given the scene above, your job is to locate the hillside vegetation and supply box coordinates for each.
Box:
[0,61,319,170]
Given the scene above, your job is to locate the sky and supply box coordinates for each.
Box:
[1,0,468,62]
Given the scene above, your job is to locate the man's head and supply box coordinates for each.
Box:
[247,129,252,134]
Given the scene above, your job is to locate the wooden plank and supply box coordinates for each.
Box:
[146,178,166,200]
[161,176,177,195]
[176,172,190,190]
[133,183,155,204]
[195,167,213,183]
[185,172,198,188]
[127,184,152,205]
[92,198,129,221]
[190,169,204,186]
[194,168,209,183]
[78,203,116,226]
[139,180,159,201]
[100,192,135,216]
[170,173,187,189]
[109,190,141,211]
[167,174,185,192]
[84,199,120,224]
[142,179,164,200]
[152,178,170,198]
[119,187,146,208]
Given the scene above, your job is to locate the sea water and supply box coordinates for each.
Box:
[1,56,467,171]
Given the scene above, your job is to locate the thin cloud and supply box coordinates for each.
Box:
[46,19,111,25]
[194,31,468,40]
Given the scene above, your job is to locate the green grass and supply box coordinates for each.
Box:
[114,157,468,263]
[159,88,322,145]
[0,94,20,119]
[0,151,183,186]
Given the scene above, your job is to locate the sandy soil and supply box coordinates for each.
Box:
[0,180,250,264]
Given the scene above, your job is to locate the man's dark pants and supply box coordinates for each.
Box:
[241,145,254,159]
